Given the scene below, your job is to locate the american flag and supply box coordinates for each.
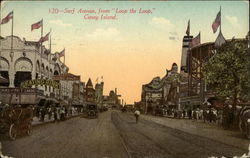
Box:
[1,11,13,24]
[39,32,50,43]
[31,20,42,31]
[212,11,221,33]
[58,48,65,57]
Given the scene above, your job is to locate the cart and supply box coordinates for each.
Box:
[0,106,33,140]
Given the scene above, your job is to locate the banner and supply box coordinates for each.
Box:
[21,79,61,89]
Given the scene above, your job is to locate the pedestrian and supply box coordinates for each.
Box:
[48,107,52,120]
[182,109,186,118]
[60,107,65,121]
[40,108,45,122]
[188,109,192,119]
[53,107,58,122]
[134,109,140,123]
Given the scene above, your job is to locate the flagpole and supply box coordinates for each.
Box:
[220,6,222,33]
[200,31,201,44]
[10,10,14,62]
[188,19,191,36]
[40,19,43,77]
[49,28,52,78]
[64,48,65,64]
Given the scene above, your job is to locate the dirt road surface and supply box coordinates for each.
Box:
[1,110,248,158]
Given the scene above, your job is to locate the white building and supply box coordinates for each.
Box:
[0,36,69,105]
[53,73,84,106]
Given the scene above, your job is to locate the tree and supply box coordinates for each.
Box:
[203,40,250,111]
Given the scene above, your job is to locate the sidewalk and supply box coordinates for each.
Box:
[32,113,83,127]
[140,114,249,151]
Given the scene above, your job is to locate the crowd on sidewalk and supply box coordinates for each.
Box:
[32,106,84,123]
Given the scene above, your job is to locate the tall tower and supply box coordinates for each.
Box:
[180,35,193,76]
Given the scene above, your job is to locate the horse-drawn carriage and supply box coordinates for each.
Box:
[0,105,33,140]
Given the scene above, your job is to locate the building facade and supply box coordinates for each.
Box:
[95,81,104,107]
[141,63,180,114]
[85,78,95,103]
[53,73,84,106]
[0,36,69,105]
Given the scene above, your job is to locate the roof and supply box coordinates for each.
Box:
[86,78,93,88]
[53,73,80,81]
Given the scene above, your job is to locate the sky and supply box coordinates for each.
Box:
[1,0,249,104]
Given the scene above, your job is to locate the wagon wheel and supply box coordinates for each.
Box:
[9,124,17,140]
[246,120,250,139]
[239,119,244,134]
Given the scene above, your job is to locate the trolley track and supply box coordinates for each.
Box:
[113,111,247,158]
[112,111,173,158]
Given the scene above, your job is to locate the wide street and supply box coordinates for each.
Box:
[1,110,249,158]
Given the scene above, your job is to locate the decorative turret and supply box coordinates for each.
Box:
[86,78,93,89]
[171,63,178,74]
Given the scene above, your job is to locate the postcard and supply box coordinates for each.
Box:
[0,0,249,158]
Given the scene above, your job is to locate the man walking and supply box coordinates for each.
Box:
[134,109,140,123]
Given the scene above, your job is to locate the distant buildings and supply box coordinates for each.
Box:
[53,73,84,106]
[102,88,121,108]
[84,78,121,108]
[85,78,95,103]
[141,63,180,114]
[95,81,104,108]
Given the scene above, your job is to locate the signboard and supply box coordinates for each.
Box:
[20,79,61,89]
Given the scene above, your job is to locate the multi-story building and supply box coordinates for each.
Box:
[0,35,68,105]
[179,31,249,110]
[95,81,104,107]
[53,73,84,106]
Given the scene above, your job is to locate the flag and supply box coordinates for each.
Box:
[191,32,200,47]
[39,32,50,43]
[212,11,221,33]
[31,20,42,31]
[1,11,13,24]
[58,48,65,57]
[186,20,190,36]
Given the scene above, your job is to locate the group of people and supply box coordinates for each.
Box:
[33,106,82,122]
[164,108,221,123]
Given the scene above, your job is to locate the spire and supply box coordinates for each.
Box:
[215,31,226,47]
[86,78,93,88]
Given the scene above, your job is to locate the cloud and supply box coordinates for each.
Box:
[151,17,174,28]
[49,20,72,27]
[225,15,240,28]
[85,28,120,39]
